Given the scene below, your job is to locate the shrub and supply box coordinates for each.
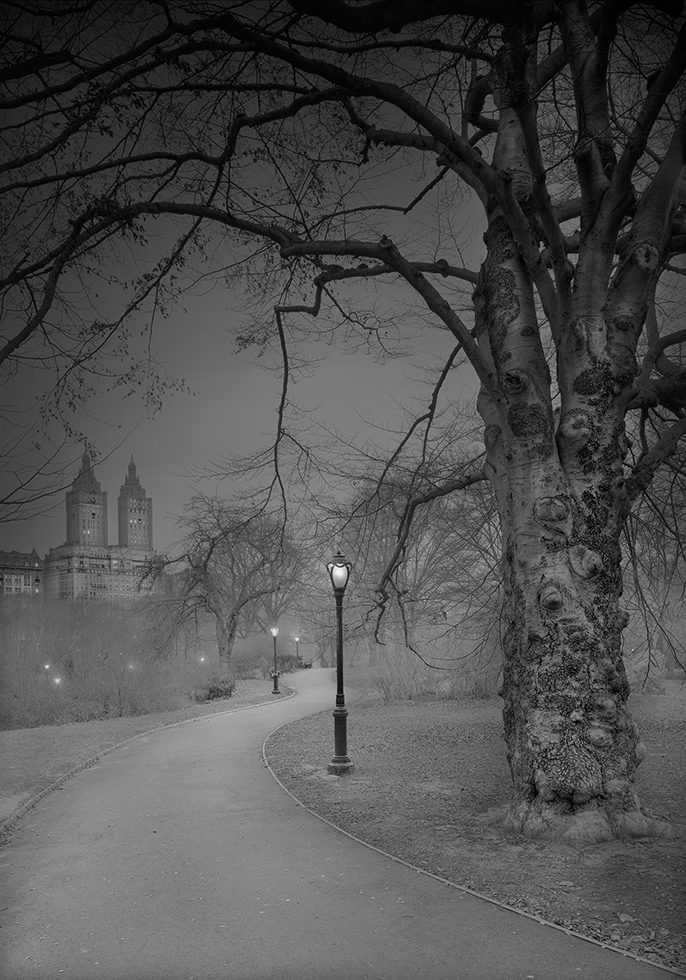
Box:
[275,652,304,673]
[0,599,199,728]
[365,632,501,703]
[194,676,235,702]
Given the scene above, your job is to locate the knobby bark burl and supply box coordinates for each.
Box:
[474,27,670,841]
[479,255,663,839]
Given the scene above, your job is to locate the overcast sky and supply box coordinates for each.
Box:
[2,284,473,558]
[0,22,486,561]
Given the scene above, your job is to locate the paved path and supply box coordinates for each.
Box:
[0,669,673,980]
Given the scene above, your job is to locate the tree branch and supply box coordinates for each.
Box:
[601,22,686,240]
[375,467,488,604]
[287,0,539,32]
[625,416,686,505]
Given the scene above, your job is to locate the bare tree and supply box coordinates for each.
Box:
[337,469,501,665]
[2,2,686,839]
[159,499,301,681]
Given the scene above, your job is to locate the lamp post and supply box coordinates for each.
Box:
[270,626,280,695]
[327,550,353,775]
[294,636,300,662]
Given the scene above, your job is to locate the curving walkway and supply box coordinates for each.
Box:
[0,670,674,980]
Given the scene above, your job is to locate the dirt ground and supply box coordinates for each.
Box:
[265,684,686,974]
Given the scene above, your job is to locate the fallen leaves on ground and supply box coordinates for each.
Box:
[265,694,686,973]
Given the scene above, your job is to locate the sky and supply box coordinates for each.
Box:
[2,287,474,559]
[0,11,487,561]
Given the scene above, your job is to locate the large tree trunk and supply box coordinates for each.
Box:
[478,286,668,839]
[496,462,665,841]
[474,46,669,839]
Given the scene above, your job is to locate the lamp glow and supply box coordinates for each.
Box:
[327,551,352,594]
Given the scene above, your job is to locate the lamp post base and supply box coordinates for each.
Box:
[329,704,352,774]
[327,757,354,775]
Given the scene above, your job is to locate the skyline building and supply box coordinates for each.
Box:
[33,451,160,601]
[66,449,109,548]
[118,456,153,551]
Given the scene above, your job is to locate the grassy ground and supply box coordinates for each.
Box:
[0,678,292,834]
[265,674,686,974]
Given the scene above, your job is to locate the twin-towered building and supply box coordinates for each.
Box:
[1,451,160,601]
[64,451,153,553]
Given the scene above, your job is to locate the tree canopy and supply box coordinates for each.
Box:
[2,0,686,840]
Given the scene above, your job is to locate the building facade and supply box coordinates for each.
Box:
[0,549,43,597]
[42,452,159,601]
[65,450,108,547]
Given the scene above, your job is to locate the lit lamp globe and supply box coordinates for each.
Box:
[327,552,352,594]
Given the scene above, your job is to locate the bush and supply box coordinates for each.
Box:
[234,649,304,681]
[365,632,501,704]
[236,655,270,680]
[194,676,235,702]
[0,599,203,728]
[275,652,304,673]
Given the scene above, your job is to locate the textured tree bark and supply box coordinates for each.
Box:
[478,297,668,838]
[496,462,665,841]
[475,124,668,842]
[466,20,674,842]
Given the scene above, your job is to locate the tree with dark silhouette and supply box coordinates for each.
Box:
[157,499,302,682]
[2,1,686,839]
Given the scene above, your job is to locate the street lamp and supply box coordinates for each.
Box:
[270,626,280,695]
[294,636,300,661]
[326,550,353,775]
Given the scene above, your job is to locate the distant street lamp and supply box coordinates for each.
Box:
[270,626,280,695]
[326,551,353,775]
[294,636,300,661]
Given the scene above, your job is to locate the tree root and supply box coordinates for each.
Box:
[505,800,674,842]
